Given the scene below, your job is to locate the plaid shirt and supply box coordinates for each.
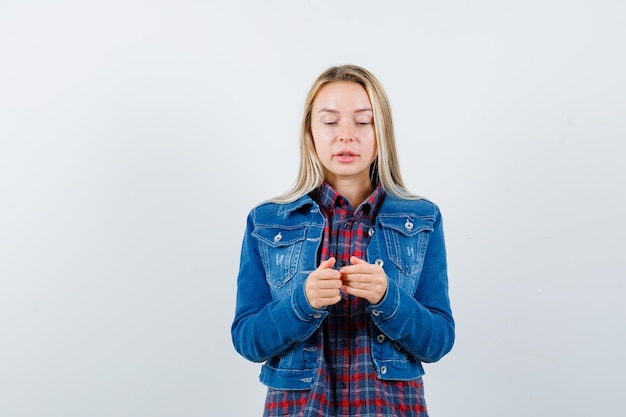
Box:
[264,182,428,417]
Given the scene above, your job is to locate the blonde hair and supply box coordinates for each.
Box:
[273,65,419,203]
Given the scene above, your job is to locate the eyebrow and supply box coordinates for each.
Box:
[317,107,373,114]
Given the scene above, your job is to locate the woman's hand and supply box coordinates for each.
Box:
[305,257,343,309]
[340,256,388,304]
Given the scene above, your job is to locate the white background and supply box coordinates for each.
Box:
[1,1,625,416]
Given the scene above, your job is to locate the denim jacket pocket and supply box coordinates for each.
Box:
[370,322,423,380]
[378,215,433,289]
[252,225,307,294]
[261,337,319,390]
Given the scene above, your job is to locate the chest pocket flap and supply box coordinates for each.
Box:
[252,225,307,289]
[378,216,433,236]
[253,225,307,247]
[377,215,434,279]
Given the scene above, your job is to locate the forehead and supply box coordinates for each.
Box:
[313,81,371,110]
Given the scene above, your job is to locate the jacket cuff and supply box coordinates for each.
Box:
[367,277,400,323]
[292,281,329,324]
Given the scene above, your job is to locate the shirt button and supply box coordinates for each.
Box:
[339,260,347,267]
[339,383,347,389]
[380,366,388,375]
[376,334,386,343]
[273,232,282,243]
[374,259,384,267]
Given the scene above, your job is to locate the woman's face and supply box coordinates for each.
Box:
[310,81,377,186]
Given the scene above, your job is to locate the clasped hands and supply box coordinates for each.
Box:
[305,257,388,309]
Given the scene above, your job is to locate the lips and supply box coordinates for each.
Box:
[333,150,359,163]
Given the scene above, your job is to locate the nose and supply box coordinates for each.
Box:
[338,123,355,142]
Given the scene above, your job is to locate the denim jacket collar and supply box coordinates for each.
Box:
[274,194,317,216]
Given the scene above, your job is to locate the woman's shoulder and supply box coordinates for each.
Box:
[249,194,318,219]
[380,194,441,218]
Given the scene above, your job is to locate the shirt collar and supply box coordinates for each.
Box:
[315,181,385,218]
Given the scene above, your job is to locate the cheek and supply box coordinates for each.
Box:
[310,125,320,143]
[311,130,329,151]
[310,133,320,152]
[366,133,377,160]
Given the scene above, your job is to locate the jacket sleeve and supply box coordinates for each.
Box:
[367,205,455,363]
[231,212,327,363]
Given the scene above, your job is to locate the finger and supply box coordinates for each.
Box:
[320,294,342,306]
[340,264,375,277]
[318,278,343,289]
[341,285,362,296]
[317,257,336,270]
[350,256,368,265]
[341,272,365,283]
[340,257,374,274]
[342,285,372,299]
[342,282,386,304]
[320,287,342,297]
[342,275,373,289]
[343,271,386,288]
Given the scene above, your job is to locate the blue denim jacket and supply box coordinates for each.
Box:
[231,192,454,390]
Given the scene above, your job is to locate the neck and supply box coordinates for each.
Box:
[327,177,374,208]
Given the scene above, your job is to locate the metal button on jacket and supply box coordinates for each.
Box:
[405,219,414,231]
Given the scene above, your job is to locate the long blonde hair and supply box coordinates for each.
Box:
[273,65,418,203]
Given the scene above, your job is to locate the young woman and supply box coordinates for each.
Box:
[232,65,454,417]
